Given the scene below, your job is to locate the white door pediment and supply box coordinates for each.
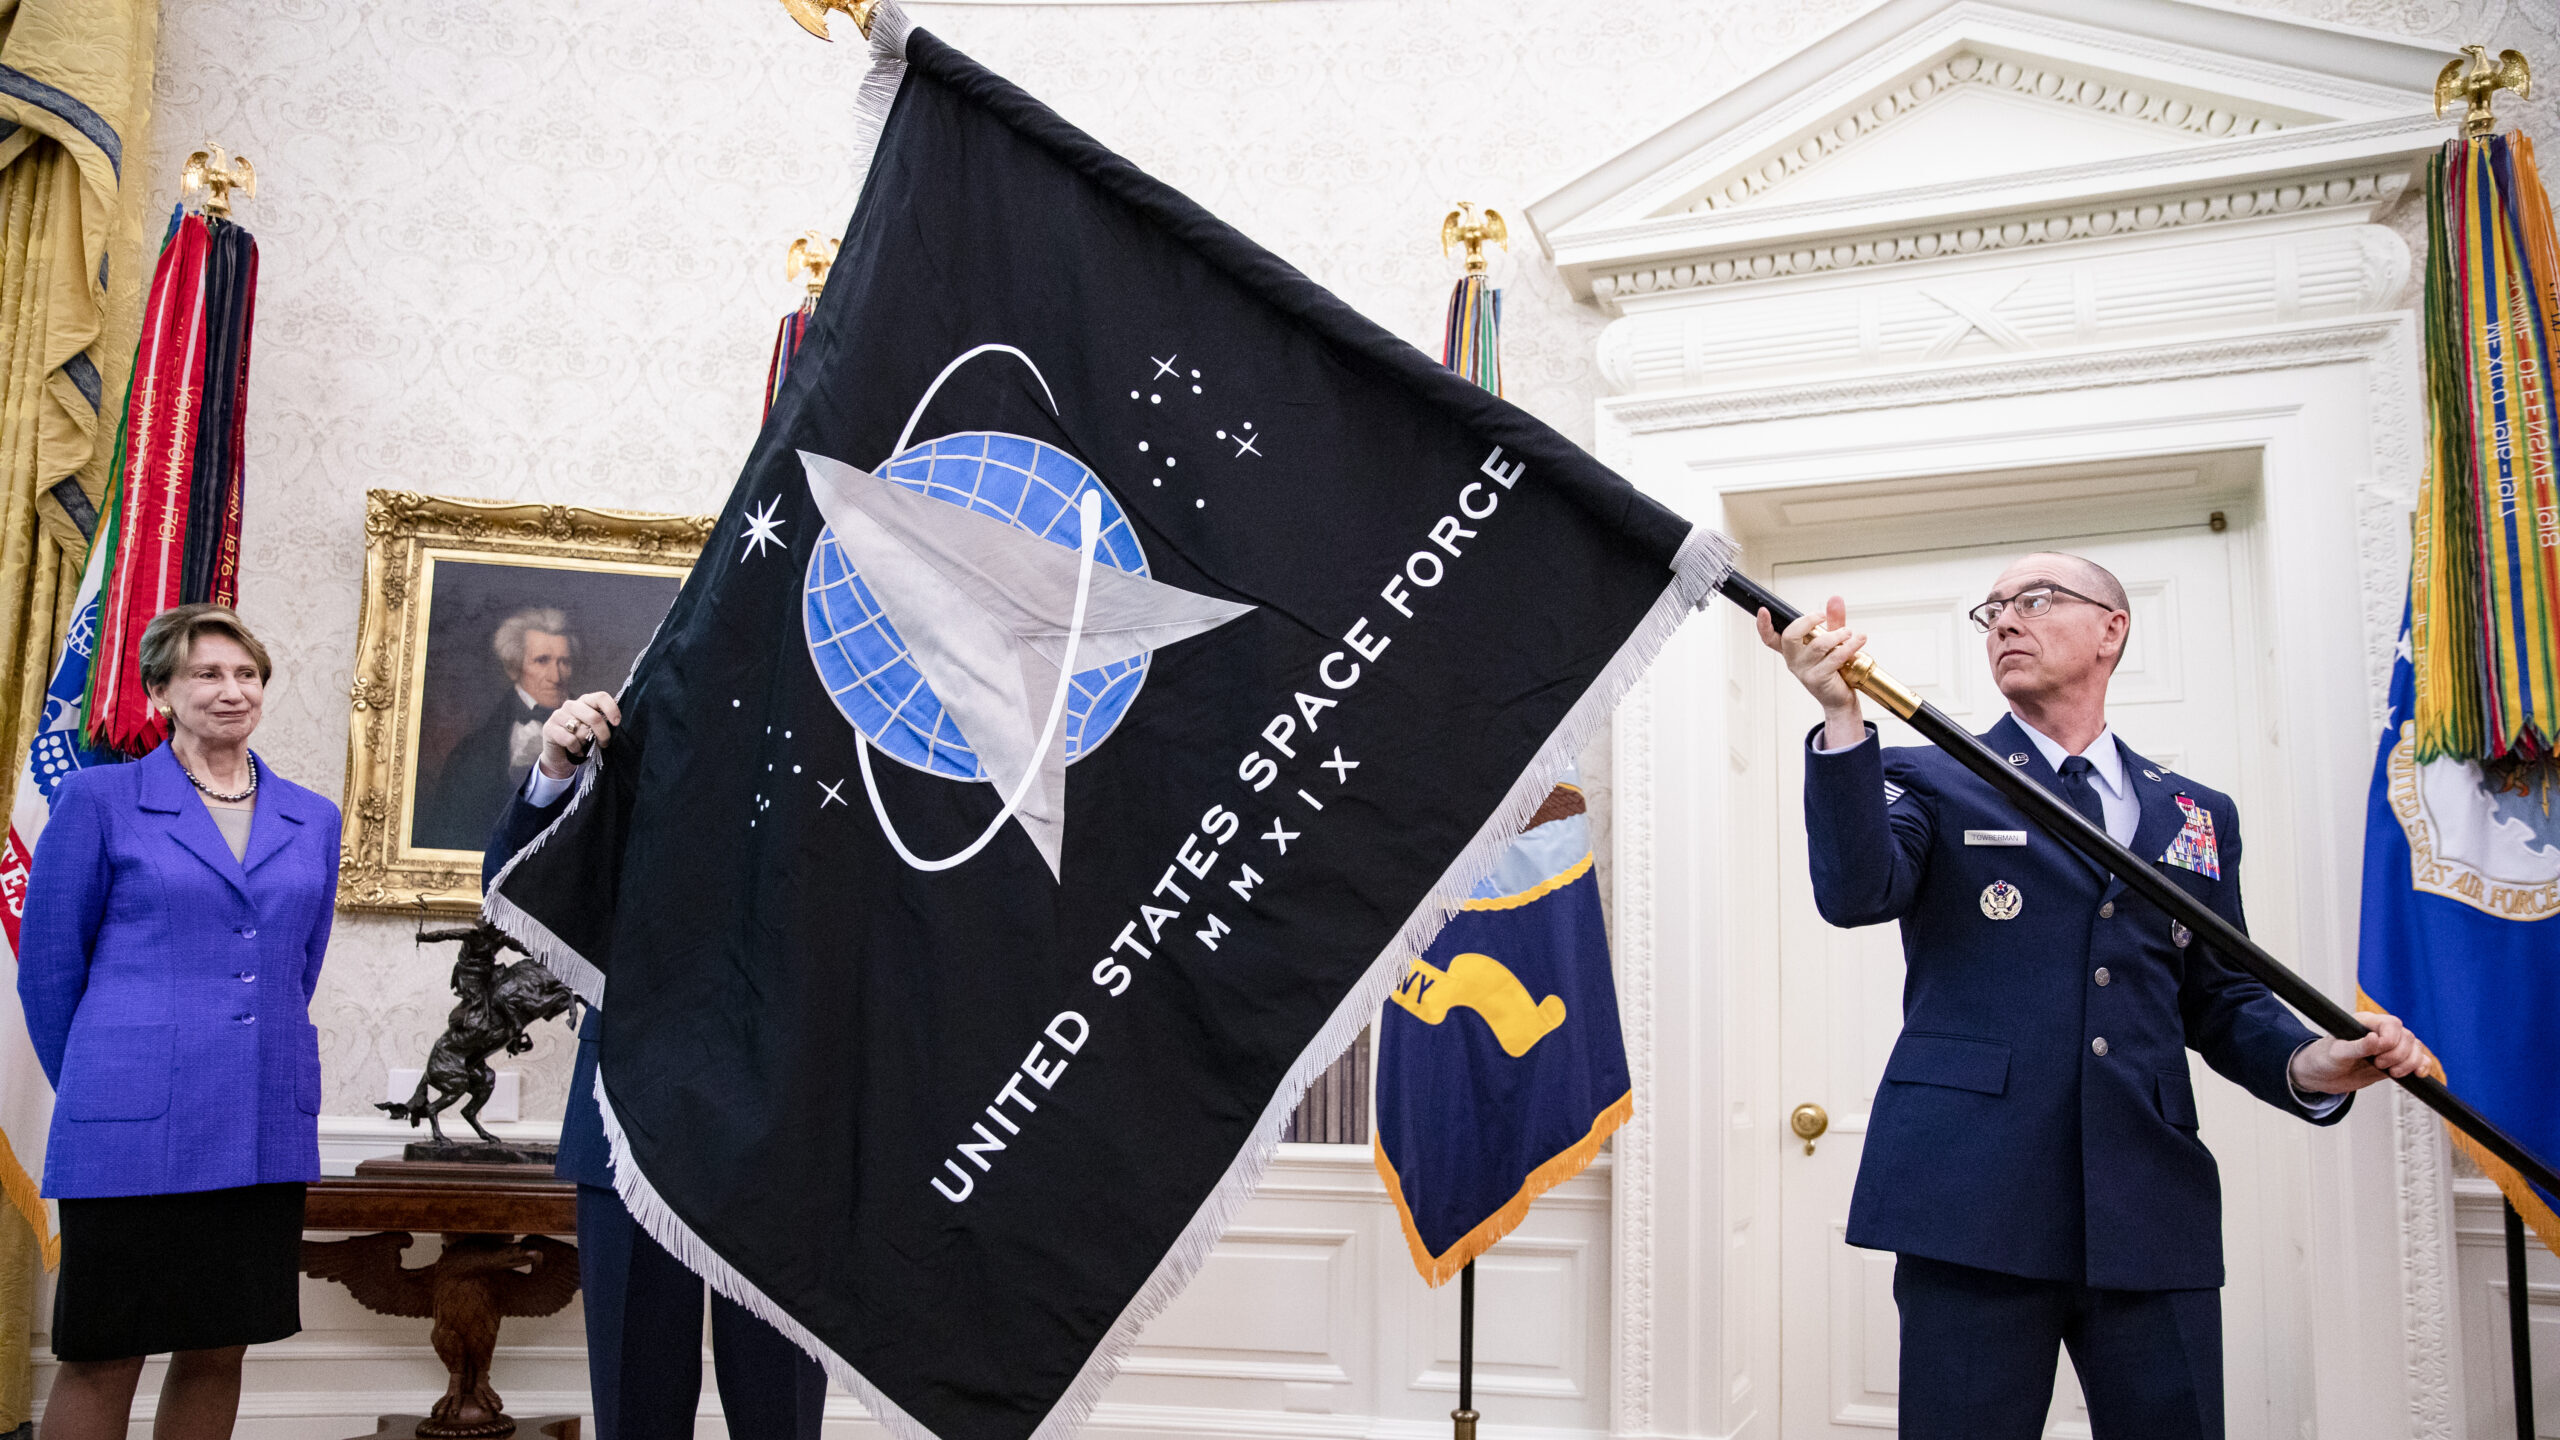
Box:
[1527,0,2456,304]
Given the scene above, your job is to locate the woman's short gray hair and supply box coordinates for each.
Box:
[492,607,576,676]
[139,604,272,695]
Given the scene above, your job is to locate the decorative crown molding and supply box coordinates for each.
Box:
[1676,49,2299,219]
[1596,170,2401,303]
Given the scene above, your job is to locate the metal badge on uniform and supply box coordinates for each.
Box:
[2007,752,2030,766]
[1964,829,2028,846]
[1979,880,2023,919]
[2171,921,2192,948]
[2142,769,2162,782]
[2162,795,2222,880]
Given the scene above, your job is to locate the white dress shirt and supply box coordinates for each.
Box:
[2010,716,2139,846]
[523,759,574,807]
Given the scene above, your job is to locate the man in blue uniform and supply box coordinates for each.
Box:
[1756,552,2430,1440]
[484,690,829,1440]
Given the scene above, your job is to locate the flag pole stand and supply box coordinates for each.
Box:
[1452,1259,1478,1440]
[2507,1199,2538,1440]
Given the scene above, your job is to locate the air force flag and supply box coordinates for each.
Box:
[1374,772,1631,1283]
[2359,618,2560,1249]
[489,9,1730,1439]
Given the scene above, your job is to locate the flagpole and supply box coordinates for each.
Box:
[1716,570,2560,1200]
[2508,1200,2538,1440]
[1437,208,1503,1440]
[1453,1259,1477,1440]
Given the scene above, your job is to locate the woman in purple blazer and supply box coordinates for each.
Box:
[19,604,341,1439]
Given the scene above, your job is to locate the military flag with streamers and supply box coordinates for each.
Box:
[487,8,1729,1438]
[2369,114,2560,1255]
[1371,246,1633,1284]
[2409,130,2560,768]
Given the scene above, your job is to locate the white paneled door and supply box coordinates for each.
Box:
[1769,525,2309,1439]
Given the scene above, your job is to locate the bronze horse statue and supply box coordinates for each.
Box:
[379,923,575,1148]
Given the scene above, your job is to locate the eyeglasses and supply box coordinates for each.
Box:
[1967,584,2113,632]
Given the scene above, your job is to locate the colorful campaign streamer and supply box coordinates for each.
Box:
[1440,271,1502,400]
[2411,133,2560,771]
[82,207,259,755]
[765,296,817,420]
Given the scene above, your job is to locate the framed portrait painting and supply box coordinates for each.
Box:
[339,491,711,914]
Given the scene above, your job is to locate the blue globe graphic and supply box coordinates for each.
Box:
[804,431,1150,780]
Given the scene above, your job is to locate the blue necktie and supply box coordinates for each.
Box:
[2058,755,2107,835]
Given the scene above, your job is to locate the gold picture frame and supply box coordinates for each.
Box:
[339,490,711,914]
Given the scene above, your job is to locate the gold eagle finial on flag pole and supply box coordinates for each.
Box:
[2435,45,2531,138]
[1440,203,1508,276]
[181,144,255,219]
[788,232,841,297]
[779,0,876,41]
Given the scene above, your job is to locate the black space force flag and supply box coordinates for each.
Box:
[491,8,1730,1439]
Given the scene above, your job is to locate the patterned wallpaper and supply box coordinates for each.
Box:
[143,0,2557,1120]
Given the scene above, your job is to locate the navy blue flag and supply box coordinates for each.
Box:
[2359,616,2560,1249]
[489,7,1730,1438]
[1373,770,1630,1282]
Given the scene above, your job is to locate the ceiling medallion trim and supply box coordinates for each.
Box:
[1677,49,2299,219]
[1594,170,2402,304]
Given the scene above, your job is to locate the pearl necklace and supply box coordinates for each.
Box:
[182,753,259,805]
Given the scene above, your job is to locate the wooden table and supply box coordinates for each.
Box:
[301,1158,584,1440]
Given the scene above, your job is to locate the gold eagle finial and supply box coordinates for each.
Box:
[1440,202,1508,276]
[181,144,256,219]
[2435,45,2531,138]
[787,231,841,297]
[778,0,876,41]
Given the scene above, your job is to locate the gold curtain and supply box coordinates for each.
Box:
[0,0,156,1419]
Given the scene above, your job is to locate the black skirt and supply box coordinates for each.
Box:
[53,1182,305,1361]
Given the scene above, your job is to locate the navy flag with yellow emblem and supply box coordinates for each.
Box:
[1373,770,1630,1281]
[486,6,1731,1439]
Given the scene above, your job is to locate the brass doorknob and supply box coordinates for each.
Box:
[1790,1102,1829,1155]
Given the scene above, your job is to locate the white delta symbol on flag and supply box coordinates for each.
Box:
[796,344,1253,877]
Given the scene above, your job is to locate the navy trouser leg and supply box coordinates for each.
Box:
[1892,1254,2068,1440]
[710,1296,830,1439]
[580,1185,709,1440]
[576,1185,636,1440]
[2064,1285,2223,1440]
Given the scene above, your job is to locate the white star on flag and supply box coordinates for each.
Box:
[740,496,788,560]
